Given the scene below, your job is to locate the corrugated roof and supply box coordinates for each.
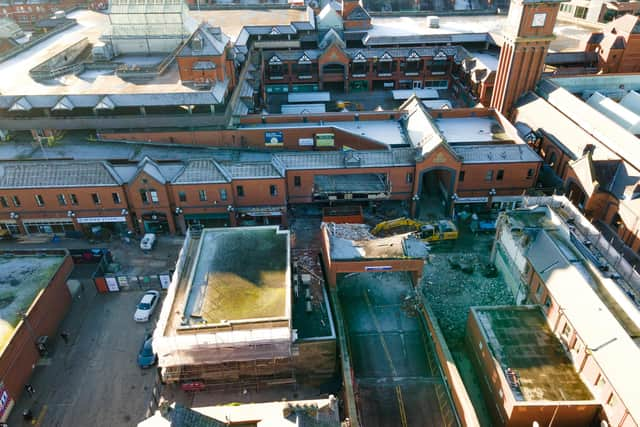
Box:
[0,161,120,188]
[221,162,282,179]
[275,148,415,170]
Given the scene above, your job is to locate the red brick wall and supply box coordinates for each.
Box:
[457,162,540,197]
[233,178,286,207]
[125,171,175,233]
[0,253,72,404]
[177,55,236,87]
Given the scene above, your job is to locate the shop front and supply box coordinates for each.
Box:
[141,212,170,234]
[22,218,75,235]
[235,206,285,226]
[0,220,20,235]
[184,213,230,229]
[77,216,129,239]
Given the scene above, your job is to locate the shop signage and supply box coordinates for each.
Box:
[298,138,314,146]
[364,266,393,271]
[159,274,171,290]
[315,133,335,147]
[0,386,10,420]
[265,131,284,146]
[105,276,119,292]
[454,197,489,203]
[77,216,127,224]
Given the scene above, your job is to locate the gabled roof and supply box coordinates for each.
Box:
[52,96,74,111]
[95,96,115,110]
[604,13,640,36]
[8,97,31,112]
[178,24,229,57]
[132,157,169,184]
[569,153,598,196]
[317,4,343,31]
[319,28,346,50]
[399,96,447,157]
[346,5,371,21]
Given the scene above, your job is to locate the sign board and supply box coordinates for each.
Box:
[0,386,11,420]
[364,266,393,271]
[117,276,129,289]
[298,138,314,147]
[77,216,127,224]
[315,133,335,147]
[159,274,171,290]
[454,197,489,203]
[265,131,284,147]
[105,276,119,292]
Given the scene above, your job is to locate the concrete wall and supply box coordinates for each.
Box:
[0,252,73,411]
[293,338,337,383]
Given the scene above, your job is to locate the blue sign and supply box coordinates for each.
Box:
[365,266,393,271]
[265,131,284,146]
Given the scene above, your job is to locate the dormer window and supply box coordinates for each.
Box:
[191,35,203,52]
[351,51,367,76]
[268,55,284,79]
[404,50,422,75]
[376,52,393,76]
[296,54,313,78]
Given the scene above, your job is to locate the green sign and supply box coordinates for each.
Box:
[315,133,335,147]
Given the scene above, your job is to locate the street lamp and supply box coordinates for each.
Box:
[67,210,75,218]
[120,208,128,216]
[175,207,183,215]
[227,205,235,212]
[9,212,19,219]
[488,188,497,197]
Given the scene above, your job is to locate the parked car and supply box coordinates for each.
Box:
[140,233,156,251]
[134,290,160,322]
[137,333,157,368]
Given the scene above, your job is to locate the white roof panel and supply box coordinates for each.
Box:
[287,92,331,103]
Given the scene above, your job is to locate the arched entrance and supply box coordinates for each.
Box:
[321,63,346,92]
[417,167,456,220]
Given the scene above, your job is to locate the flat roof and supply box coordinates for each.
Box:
[473,306,594,402]
[183,227,290,325]
[0,253,65,351]
[434,116,507,143]
[453,144,540,164]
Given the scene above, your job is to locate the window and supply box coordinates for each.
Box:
[179,191,187,202]
[294,176,301,187]
[0,196,7,208]
[459,170,465,182]
[548,152,557,168]
[496,169,504,181]
[12,195,21,207]
[607,393,617,407]
[198,190,207,202]
[70,194,78,205]
[485,170,494,181]
[112,193,121,204]
[561,323,572,339]
[536,282,544,299]
[91,193,101,205]
[406,172,413,184]
[219,189,228,201]
[270,185,278,197]
[150,190,159,203]
[527,168,534,179]
[544,296,552,311]
[596,374,607,388]
[35,194,45,207]
[574,6,587,19]
[140,189,149,204]
[237,186,245,197]
[57,194,67,206]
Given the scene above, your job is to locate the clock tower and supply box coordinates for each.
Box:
[490,0,563,117]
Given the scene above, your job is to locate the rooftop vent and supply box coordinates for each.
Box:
[427,16,440,28]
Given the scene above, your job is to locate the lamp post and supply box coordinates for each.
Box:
[488,188,497,210]
[411,194,420,218]
[451,193,459,218]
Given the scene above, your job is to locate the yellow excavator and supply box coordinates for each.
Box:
[371,217,458,242]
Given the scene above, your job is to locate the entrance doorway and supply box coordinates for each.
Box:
[418,168,455,219]
[413,81,422,89]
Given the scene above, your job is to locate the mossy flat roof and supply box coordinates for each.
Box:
[0,254,65,351]
[475,306,594,402]
[184,227,289,324]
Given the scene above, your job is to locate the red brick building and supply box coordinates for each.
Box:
[0,250,73,422]
[585,15,640,74]
[0,1,93,27]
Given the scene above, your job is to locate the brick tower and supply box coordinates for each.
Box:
[490,0,563,116]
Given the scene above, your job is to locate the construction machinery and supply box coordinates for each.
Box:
[371,217,458,242]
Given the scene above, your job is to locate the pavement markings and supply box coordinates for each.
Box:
[32,404,47,426]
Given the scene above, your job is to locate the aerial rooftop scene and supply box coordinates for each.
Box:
[0,0,639,426]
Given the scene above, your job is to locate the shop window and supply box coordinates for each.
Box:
[485,170,494,181]
[0,196,7,208]
[150,190,159,203]
[12,195,20,207]
[496,169,504,181]
[179,192,187,202]
[219,189,228,201]
[199,190,207,202]
[270,185,278,197]
[294,176,301,187]
[35,194,45,207]
[459,170,465,182]
[574,6,587,19]
[237,186,245,197]
[406,172,413,184]
[112,193,121,204]
[57,194,67,206]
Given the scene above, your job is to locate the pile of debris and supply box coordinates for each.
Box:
[324,223,374,241]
